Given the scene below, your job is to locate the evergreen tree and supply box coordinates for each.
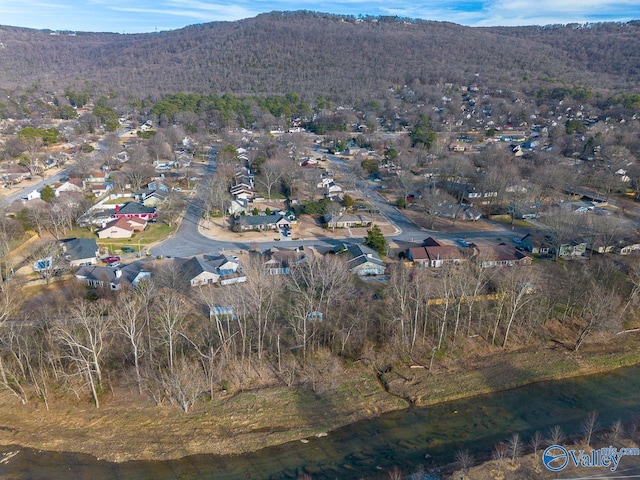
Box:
[409,114,437,148]
[364,225,387,257]
[40,184,56,203]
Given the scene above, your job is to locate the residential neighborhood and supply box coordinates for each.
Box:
[3,11,640,480]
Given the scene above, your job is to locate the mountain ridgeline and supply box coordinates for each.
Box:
[0,11,639,102]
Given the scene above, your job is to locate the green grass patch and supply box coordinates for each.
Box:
[97,223,175,251]
[102,197,132,205]
[61,223,174,252]
[489,215,532,228]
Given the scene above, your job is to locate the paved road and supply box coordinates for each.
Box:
[150,146,512,258]
[2,169,69,204]
[1,128,129,205]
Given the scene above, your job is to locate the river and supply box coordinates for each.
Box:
[2,364,640,479]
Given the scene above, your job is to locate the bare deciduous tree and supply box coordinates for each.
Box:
[53,300,111,408]
[582,411,599,447]
[508,432,522,464]
[547,425,566,445]
[530,430,543,457]
[114,294,147,394]
[492,442,508,472]
[256,156,286,201]
[153,288,188,373]
[609,419,624,444]
[454,447,474,472]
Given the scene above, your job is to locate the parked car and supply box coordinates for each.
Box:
[103,256,121,264]
[121,246,135,253]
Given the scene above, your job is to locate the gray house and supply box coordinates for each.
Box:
[233,214,291,232]
[60,238,100,267]
[179,254,246,287]
[323,214,372,229]
[346,244,385,276]
[75,262,150,290]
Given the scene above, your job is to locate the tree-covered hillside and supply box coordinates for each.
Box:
[0,12,639,102]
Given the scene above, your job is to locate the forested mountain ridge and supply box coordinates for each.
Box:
[0,11,639,102]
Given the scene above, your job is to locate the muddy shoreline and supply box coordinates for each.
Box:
[1,336,639,464]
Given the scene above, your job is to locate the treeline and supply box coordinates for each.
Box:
[149,92,312,128]
[1,13,640,103]
[0,252,636,412]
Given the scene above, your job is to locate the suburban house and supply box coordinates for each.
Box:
[60,238,100,267]
[134,181,169,206]
[90,183,113,196]
[85,171,109,184]
[407,238,463,268]
[21,189,41,201]
[614,236,640,255]
[323,213,372,229]
[557,240,588,258]
[317,176,343,199]
[175,151,193,168]
[457,185,498,205]
[97,217,146,239]
[475,245,531,267]
[75,263,150,290]
[148,180,170,193]
[564,186,608,206]
[346,244,386,276]
[230,166,256,202]
[517,233,552,255]
[114,202,157,221]
[1,168,30,186]
[209,305,237,320]
[233,214,291,232]
[141,189,168,207]
[54,179,83,197]
[179,254,246,287]
[588,238,615,254]
[260,246,311,275]
[229,184,257,202]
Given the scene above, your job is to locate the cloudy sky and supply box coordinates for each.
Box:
[1,0,639,33]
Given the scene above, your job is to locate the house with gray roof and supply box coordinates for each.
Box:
[178,254,246,287]
[323,214,372,229]
[75,263,150,290]
[60,238,100,266]
[346,244,385,276]
[114,202,157,220]
[233,214,291,232]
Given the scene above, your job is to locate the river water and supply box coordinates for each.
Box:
[2,364,640,479]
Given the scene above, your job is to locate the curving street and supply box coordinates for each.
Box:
[149,146,512,257]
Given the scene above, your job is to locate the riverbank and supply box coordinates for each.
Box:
[1,334,639,464]
[381,331,640,407]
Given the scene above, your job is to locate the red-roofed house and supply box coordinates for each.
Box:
[97,217,146,239]
[424,245,464,268]
[407,243,463,268]
[475,245,531,268]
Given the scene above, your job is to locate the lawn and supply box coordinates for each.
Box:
[99,224,175,253]
[63,223,175,254]
[489,214,533,228]
[101,197,130,205]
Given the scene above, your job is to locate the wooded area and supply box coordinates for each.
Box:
[0,13,639,103]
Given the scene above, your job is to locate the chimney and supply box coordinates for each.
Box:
[115,269,122,279]
[115,204,120,213]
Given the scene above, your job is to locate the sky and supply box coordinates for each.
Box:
[0,0,639,33]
